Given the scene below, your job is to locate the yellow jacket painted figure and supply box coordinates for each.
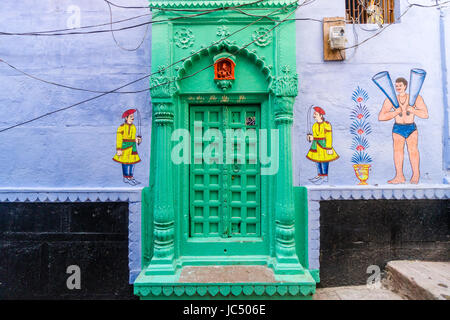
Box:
[113,108,142,186]
[306,107,339,185]
[113,123,141,165]
[306,121,339,163]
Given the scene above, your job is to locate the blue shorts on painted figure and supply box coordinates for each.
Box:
[392,122,417,139]
[375,72,429,185]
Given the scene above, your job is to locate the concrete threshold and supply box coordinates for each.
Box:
[134,265,317,300]
[385,261,450,300]
[314,261,450,300]
[314,285,404,300]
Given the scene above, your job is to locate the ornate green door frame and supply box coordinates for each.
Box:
[135,0,316,299]
[187,105,264,241]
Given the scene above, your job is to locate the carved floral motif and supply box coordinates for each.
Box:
[252,27,272,47]
[150,66,177,98]
[271,65,298,97]
[216,80,233,91]
[216,25,236,45]
[217,26,230,38]
[174,28,195,49]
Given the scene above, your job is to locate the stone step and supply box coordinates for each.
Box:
[314,285,404,300]
[385,260,450,300]
[134,265,317,300]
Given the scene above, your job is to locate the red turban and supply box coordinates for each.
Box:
[313,106,325,115]
[122,109,136,118]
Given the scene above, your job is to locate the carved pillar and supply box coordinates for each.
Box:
[145,69,177,275]
[271,66,303,275]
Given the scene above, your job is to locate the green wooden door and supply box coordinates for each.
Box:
[189,105,261,239]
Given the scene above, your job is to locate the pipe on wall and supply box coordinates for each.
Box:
[438,2,450,182]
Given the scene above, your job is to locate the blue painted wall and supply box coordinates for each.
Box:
[293,0,449,186]
[0,0,152,188]
[1,0,449,283]
[1,0,447,188]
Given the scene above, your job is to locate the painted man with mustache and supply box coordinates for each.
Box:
[378,78,429,184]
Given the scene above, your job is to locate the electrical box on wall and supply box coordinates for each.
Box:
[329,26,346,50]
[323,17,346,61]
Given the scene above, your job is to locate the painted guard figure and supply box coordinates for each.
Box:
[113,109,142,185]
[306,107,339,184]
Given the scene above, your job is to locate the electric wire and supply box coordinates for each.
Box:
[354,0,380,31]
[0,0,267,36]
[406,0,450,8]
[106,0,150,51]
[0,0,443,94]
[0,73,151,134]
[39,13,152,34]
[167,3,299,90]
[0,57,147,94]
[1,0,445,133]
[0,0,304,94]
[343,3,411,50]
[0,11,216,36]
[340,0,450,51]
[0,0,440,95]
[104,0,268,11]
[0,0,303,133]
[105,0,237,11]
[0,0,447,37]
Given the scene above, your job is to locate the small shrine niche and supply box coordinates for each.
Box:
[214,54,236,91]
[214,58,235,80]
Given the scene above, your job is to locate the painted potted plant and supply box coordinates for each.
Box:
[350,87,373,185]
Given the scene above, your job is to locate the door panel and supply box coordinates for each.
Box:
[189,105,261,239]
[189,107,223,237]
[226,106,261,237]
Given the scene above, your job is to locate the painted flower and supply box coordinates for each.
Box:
[352,86,369,104]
[350,87,372,167]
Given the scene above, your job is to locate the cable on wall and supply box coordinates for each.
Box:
[0,0,305,133]
[3,0,444,132]
[0,0,310,94]
[105,0,150,51]
[0,0,268,36]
